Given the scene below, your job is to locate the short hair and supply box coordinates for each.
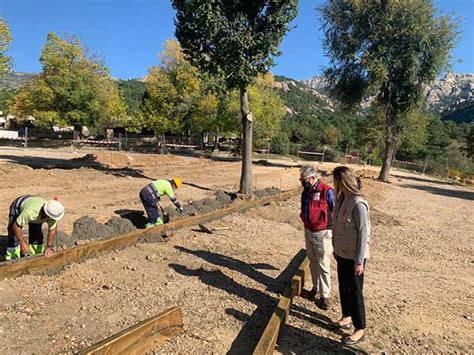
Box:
[300,165,318,180]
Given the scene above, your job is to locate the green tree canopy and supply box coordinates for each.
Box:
[10,33,125,130]
[0,18,12,77]
[142,40,220,137]
[172,0,297,194]
[320,0,457,181]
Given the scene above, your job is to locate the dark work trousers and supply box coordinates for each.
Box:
[139,185,160,224]
[7,195,44,250]
[336,255,366,330]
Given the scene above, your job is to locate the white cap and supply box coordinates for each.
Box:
[44,200,65,221]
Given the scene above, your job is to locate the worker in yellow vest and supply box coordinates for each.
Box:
[5,196,65,260]
[139,178,184,228]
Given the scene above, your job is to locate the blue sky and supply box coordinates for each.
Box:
[1,0,473,80]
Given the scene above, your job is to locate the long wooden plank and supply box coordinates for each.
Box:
[0,189,299,280]
[253,254,310,355]
[77,306,183,355]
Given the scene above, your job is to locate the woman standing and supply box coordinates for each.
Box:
[332,166,370,345]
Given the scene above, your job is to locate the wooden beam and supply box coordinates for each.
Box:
[292,257,310,297]
[77,306,183,355]
[0,189,299,280]
[253,253,310,355]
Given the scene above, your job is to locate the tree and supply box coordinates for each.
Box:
[467,125,474,158]
[0,18,12,77]
[117,79,146,116]
[320,0,457,181]
[228,73,286,147]
[142,40,205,142]
[172,0,297,194]
[10,33,125,130]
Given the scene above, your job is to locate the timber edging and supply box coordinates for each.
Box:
[253,252,310,355]
[77,306,183,354]
[0,188,300,280]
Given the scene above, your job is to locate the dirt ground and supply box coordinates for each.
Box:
[0,146,472,354]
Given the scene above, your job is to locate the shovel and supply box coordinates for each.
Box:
[158,203,170,224]
[198,224,231,234]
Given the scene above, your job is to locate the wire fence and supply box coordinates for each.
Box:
[1,127,470,180]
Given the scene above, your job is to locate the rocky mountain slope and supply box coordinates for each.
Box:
[299,73,474,123]
[0,72,36,90]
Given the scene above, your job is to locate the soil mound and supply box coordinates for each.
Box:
[56,188,283,248]
[105,217,136,235]
[254,187,281,198]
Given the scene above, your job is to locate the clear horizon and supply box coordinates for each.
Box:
[1,0,473,80]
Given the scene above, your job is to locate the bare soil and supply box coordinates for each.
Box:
[0,146,472,354]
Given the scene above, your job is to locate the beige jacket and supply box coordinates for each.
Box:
[333,194,370,261]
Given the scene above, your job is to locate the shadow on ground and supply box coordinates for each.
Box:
[392,173,455,186]
[277,322,367,354]
[401,184,474,201]
[114,209,148,228]
[170,248,330,353]
[0,154,155,179]
[175,246,306,294]
[0,236,7,262]
[169,261,278,354]
[182,181,215,192]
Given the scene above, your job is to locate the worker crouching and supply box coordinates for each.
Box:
[140,177,184,228]
[5,196,65,260]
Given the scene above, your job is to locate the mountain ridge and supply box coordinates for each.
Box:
[299,73,474,123]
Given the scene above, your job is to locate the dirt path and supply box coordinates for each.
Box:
[0,147,472,353]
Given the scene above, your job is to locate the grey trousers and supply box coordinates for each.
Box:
[304,229,333,298]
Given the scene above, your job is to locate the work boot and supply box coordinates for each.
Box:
[319,297,331,310]
[306,288,317,301]
[155,218,164,226]
[145,223,155,229]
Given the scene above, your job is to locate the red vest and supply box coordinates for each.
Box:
[300,181,331,232]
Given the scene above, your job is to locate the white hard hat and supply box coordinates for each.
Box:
[44,200,65,221]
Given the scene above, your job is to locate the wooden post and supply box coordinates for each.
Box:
[78,307,183,355]
[253,254,310,355]
[320,147,326,163]
[24,127,28,148]
[422,159,428,174]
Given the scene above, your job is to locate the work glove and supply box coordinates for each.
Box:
[177,206,184,213]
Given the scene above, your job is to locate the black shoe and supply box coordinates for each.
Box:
[342,334,365,345]
[305,288,317,300]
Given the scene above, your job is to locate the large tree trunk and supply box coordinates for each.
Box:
[378,109,396,182]
[239,86,253,195]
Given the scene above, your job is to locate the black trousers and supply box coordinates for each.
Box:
[139,186,160,224]
[7,195,44,246]
[336,255,366,330]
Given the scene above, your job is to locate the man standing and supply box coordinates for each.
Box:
[6,196,65,260]
[300,166,335,310]
[140,177,184,228]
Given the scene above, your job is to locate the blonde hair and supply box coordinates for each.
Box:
[332,166,363,199]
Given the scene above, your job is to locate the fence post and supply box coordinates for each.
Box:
[321,147,326,163]
[118,132,123,150]
[422,159,428,174]
[24,127,28,148]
